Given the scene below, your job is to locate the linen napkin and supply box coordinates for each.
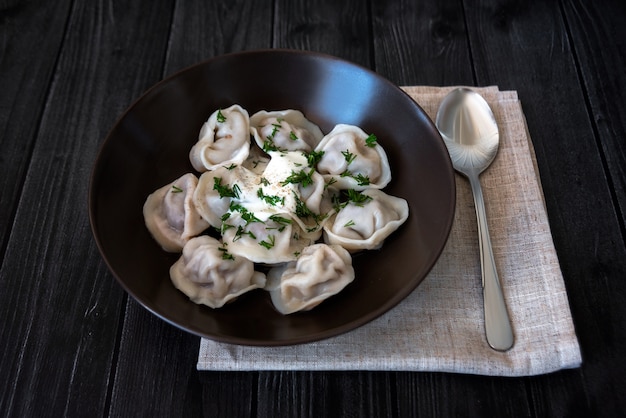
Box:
[197,86,582,376]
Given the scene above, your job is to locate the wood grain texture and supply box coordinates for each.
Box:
[562,0,626,230]
[371,0,475,86]
[273,0,372,67]
[164,0,274,75]
[462,0,626,416]
[108,302,203,417]
[0,0,176,415]
[0,0,72,258]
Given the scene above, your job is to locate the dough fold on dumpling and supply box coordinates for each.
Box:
[189,104,251,171]
[143,173,209,252]
[193,165,262,228]
[315,124,391,190]
[170,235,266,308]
[250,109,324,152]
[221,211,320,264]
[266,243,355,314]
[323,188,408,251]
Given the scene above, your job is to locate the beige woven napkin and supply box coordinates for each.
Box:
[197,86,582,376]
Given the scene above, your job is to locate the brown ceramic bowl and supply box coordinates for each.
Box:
[89,50,455,346]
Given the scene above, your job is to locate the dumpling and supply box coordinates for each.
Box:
[315,124,391,190]
[266,244,355,314]
[170,235,266,308]
[250,109,324,152]
[189,104,251,172]
[323,189,408,251]
[143,173,209,252]
[256,150,334,234]
[220,210,319,264]
[193,165,258,228]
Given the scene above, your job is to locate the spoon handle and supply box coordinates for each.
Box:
[468,173,515,351]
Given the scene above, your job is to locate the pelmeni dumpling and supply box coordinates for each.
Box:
[266,243,355,314]
[323,189,409,251]
[221,211,319,264]
[315,124,391,190]
[143,173,209,252]
[193,165,259,228]
[250,109,324,152]
[170,235,266,308]
[189,104,251,172]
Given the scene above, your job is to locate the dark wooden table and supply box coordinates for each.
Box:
[2,0,625,416]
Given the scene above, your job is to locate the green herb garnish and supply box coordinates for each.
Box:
[325,177,337,189]
[352,173,371,186]
[213,177,240,199]
[339,171,370,186]
[257,188,285,206]
[259,235,275,250]
[233,225,256,241]
[217,244,235,260]
[216,109,227,123]
[365,134,378,147]
[347,189,372,206]
[171,185,183,193]
[262,139,279,153]
[304,150,324,167]
[281,168,315,187]
[342,150,356,164]
[289,131,299,141]
[269,215,293,225]
[332,193,347,212]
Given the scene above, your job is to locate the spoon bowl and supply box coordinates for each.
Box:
[436,88,514,351]
[436,88,500,176]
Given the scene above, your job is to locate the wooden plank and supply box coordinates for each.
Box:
[163,0,275,74]
[0,0,72,259]
[107,302,203,417]
[562,0,626,233]
[462,0,626,415]
[371,0,474,85]
[559,1,626,414]
[0,0,176,415]
[273,0,372,67]
[256,372,395,417]
[106,0,275,416]
[198,371,257,417]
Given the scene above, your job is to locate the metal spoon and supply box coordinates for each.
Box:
[436,87,514,351]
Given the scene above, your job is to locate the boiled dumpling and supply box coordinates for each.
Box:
[266,243,355,314]
[221,211,319,264]
[323,188,408,251]
[189,104,251,172]
[315,124,391,190]
[193,165,259,228]
[250,109,324,152]
[143,173,209,252]
[170,235,266,308]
